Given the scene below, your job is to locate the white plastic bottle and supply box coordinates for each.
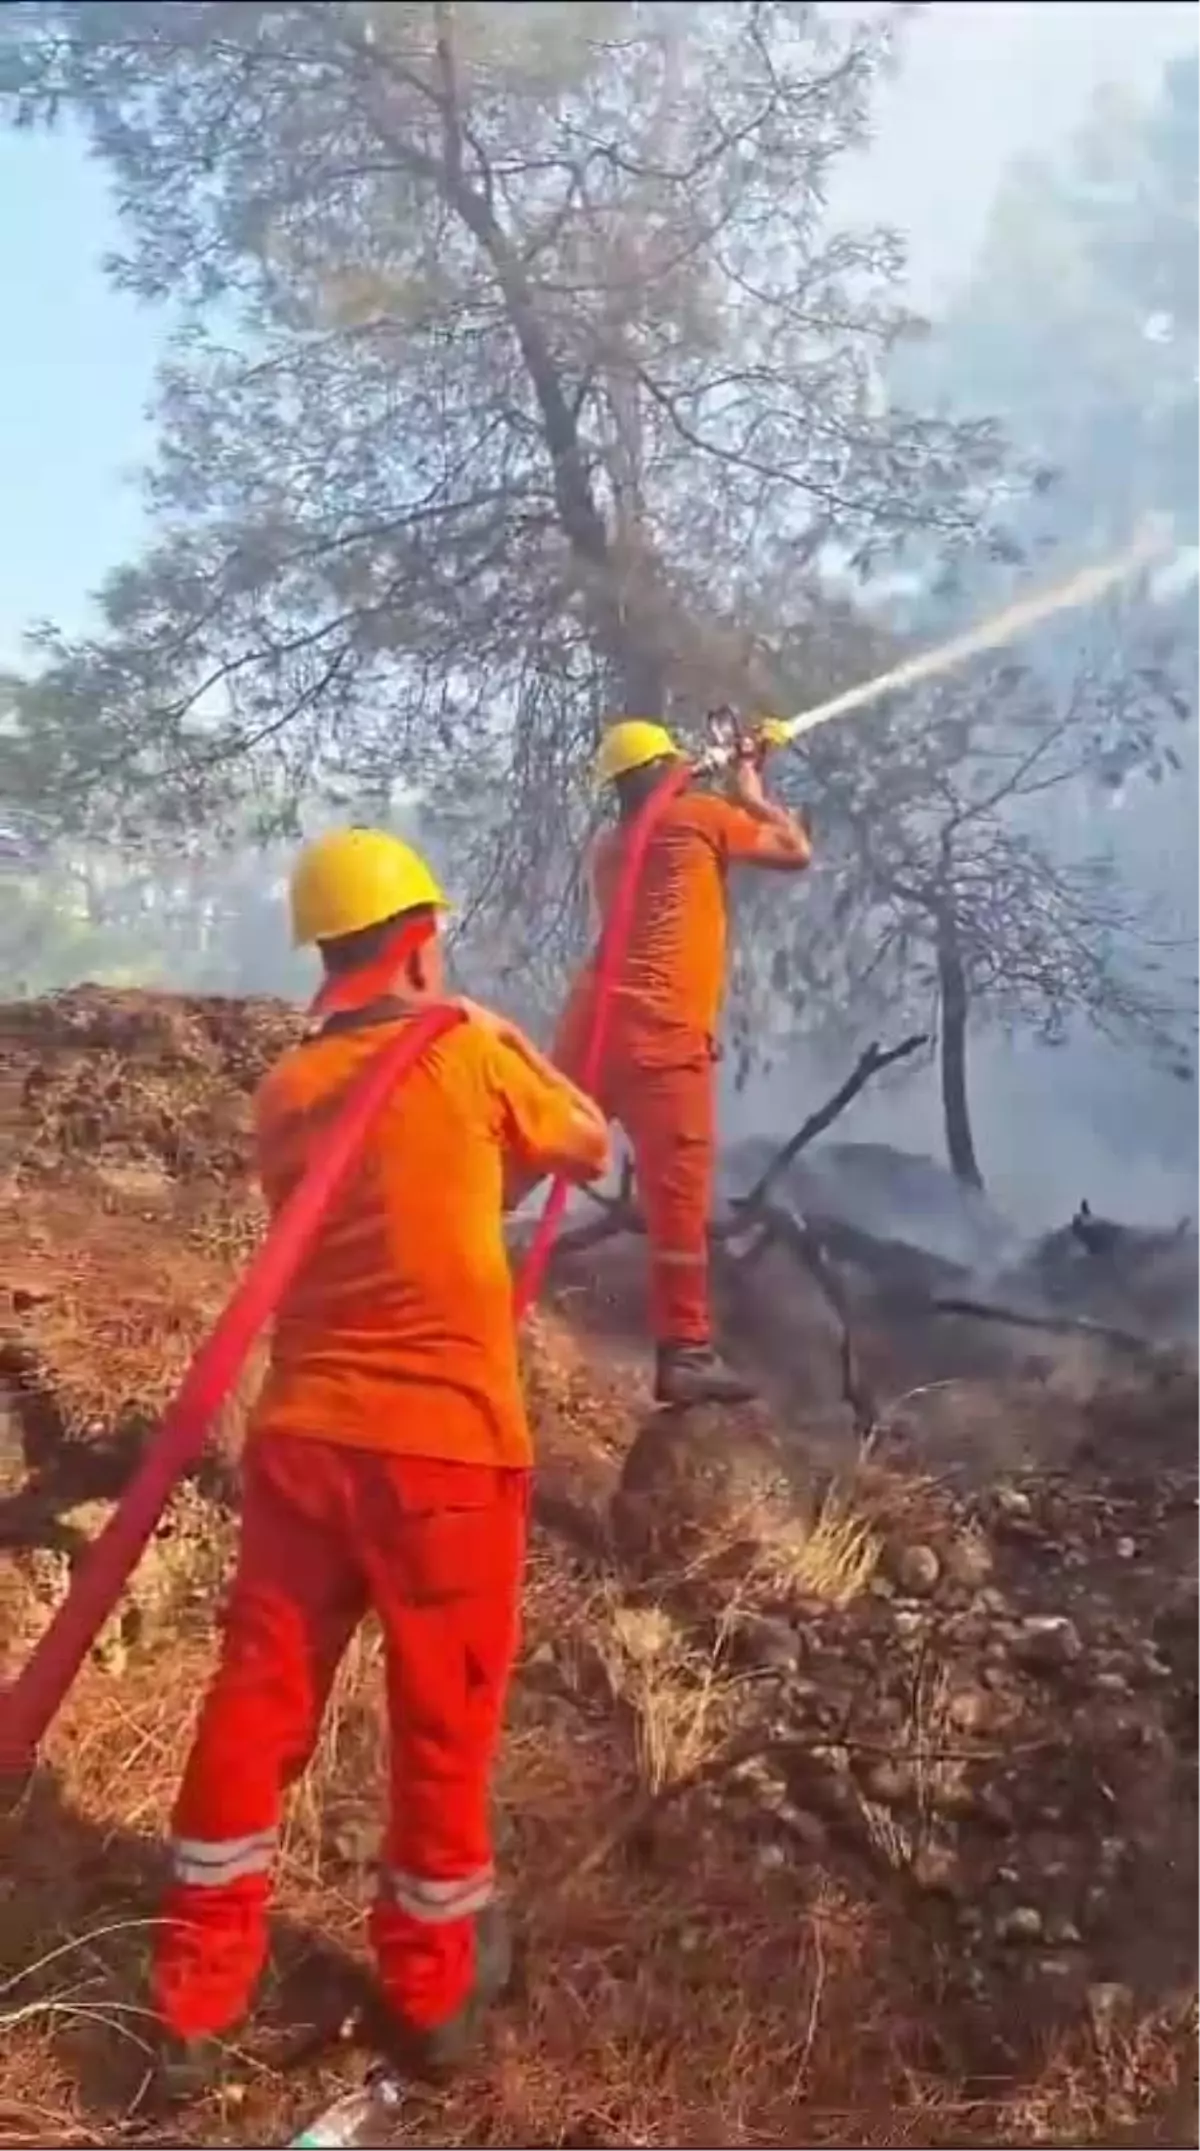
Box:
[288,2066,405,2147]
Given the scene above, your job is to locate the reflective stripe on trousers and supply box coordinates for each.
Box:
[170,1828,277,1888]
[380,1863,495,1925]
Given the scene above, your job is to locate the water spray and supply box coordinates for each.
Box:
[699,521,1174,768]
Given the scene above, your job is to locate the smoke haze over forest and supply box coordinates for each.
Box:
[1,0,1196,1233]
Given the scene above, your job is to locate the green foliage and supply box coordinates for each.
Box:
[0,0,1015,949]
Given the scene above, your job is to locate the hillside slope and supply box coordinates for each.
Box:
[1,990,1196,2149]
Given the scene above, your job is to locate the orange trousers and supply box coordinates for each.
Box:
[153,1434,528,2041]
[553,991,715,1346]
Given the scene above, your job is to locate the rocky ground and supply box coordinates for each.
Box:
[0,989,1196,2148]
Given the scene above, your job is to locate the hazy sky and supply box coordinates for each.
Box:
[0,0,1194,665]
[840,1,1199,301]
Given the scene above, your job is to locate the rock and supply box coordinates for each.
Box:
[808,1742,850,1777]
[997,1905,1043,1944]
[1134,1645,1170,1681]
[946,1686,989,1734]
[862,1758,914,1807]
[1043,1913,1082,1947]
[1115,1535,1137,1560]
[945,1533,994,1590]
[887,1543,941,1598]
[753,1770,790,1816]
[1013,1616,1083,1673]
[911,1845,961,1898]
[931,1773,976,1819]
[612,1405,810,1580]
[993,1486,1033,1520]
[737,1614,802,1672]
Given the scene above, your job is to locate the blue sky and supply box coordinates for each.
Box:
[0,124,156,665]
[0,2,1193,673]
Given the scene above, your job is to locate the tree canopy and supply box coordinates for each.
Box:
[2,6,1194,1192]
[2,1,1012,914]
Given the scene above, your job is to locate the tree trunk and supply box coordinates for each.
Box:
[407,7,665,717]
[936,908,984,1189]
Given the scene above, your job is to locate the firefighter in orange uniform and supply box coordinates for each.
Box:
[552,720,811,1407]
[151,829,609,2099]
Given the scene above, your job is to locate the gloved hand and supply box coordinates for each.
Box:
[755,716,792,752]
[733,714,790,768]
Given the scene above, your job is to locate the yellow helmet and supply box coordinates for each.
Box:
[594,719,682,788]
[289,827,449,947]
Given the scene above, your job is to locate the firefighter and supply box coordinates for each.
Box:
[552,719,811,1407]
[151,828,609,2098]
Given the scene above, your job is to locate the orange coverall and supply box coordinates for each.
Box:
[553,789,780,1345]
[153,1010,606,2043]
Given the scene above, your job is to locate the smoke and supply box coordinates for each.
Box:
[725,1028,1195,1242]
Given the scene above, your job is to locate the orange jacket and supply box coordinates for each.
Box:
[246,1014,606,1468]
[561,789,779,1066]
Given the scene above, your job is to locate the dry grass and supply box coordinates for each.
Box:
[596,1597,746,1792]
[1,1191,237,1431]
[2,990,1194,2147]
[741,1480,882,1608]
[2,1497,1195,2150]
[0,1636,900,2148]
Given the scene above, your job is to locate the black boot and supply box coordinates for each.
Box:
[373,1901,514,2083]
[148,2029,231,2109]
[654,1342,757,1407]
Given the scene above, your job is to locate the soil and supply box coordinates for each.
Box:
[0,988,1195,2149]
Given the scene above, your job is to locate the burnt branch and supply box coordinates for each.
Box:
[542,1035,930,1429]
[931,1296,1152,1354]
[715,1202,876,1434]
[735,1031,929,1215]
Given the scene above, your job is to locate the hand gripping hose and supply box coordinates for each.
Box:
[0,1004,466,1772]
[512,759,691,1317]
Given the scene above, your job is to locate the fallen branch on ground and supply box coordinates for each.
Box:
[932,1296,1151,1353]
[550,1032,927,1267]
[544,1034,930,1431]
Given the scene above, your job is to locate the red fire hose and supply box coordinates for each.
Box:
[0,763,685,1770]
[513,761,689,1315]
[0,1005,465,1770]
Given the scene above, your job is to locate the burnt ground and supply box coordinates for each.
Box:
[0,988,1196,2149]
